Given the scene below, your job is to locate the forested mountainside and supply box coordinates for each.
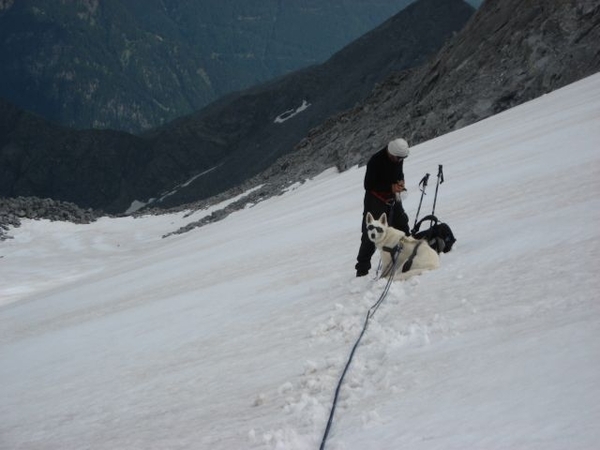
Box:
[0,0,417,133]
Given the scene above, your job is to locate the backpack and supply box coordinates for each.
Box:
[411,214,456,254]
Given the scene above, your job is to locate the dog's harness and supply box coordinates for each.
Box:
[382,239,424,276]
[381,243,401,278]
[402,240,424,273]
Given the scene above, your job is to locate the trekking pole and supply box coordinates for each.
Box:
[431,165,444,216]
[412,173,430,230]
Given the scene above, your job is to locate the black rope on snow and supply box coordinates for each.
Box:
[319,252,399,450]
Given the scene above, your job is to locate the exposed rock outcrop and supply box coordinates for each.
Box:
[0,197,99,240]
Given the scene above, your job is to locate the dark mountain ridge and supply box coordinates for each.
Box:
[0,0,475,213]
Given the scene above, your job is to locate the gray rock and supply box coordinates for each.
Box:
[0,197,100,241]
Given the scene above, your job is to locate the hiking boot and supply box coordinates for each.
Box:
[356,269,368,277]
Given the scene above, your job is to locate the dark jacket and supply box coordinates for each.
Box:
[364,147,404,202]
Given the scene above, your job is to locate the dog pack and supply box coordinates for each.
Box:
[410,165,456,254]
[412,214,456,253]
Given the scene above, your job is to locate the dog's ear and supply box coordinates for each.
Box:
[366,212,374,225]
[378,213,388,226]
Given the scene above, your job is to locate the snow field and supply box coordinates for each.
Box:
[1,74,599,449]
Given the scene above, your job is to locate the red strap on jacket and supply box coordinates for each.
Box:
[369,190,394,204]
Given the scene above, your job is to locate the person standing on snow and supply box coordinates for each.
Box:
[355,138,411,277]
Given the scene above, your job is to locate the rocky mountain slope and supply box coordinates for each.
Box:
[161,0,599,236]
[0,0,418,133]
[0,0,474,214]
[251,0,600,188]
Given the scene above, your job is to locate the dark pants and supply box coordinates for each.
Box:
[355,193,409,275]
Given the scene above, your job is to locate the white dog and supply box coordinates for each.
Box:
[366,212,440,280]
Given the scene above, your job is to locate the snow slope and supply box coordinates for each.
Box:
[1,73,599,450]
